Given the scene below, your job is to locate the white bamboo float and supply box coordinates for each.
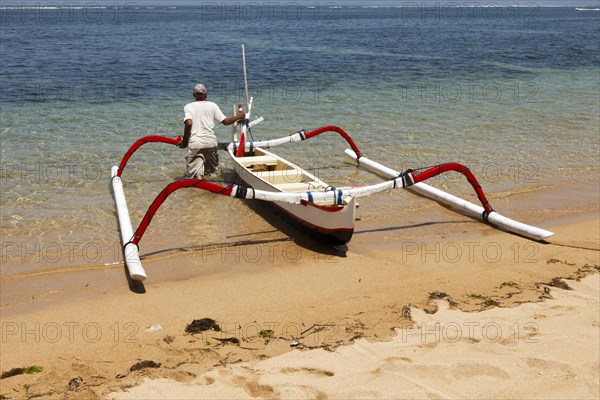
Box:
[111,166,146,281]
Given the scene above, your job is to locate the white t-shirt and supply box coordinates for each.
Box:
[183,100,227,149]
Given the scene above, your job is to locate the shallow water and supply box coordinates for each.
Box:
[1,5,599,275]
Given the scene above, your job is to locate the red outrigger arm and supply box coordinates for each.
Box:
[129,179,237,246]
[116,135,183,177]
[229,125,363,159]
[301,126,363,159]
[410,163,493,215]
[114,126,361,177]
[126,162,493,246]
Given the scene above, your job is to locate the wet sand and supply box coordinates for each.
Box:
[0,183,598,399]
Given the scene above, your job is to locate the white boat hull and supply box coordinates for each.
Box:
[229,147,356,244]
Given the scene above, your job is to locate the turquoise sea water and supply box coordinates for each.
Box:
[1,5,599,275]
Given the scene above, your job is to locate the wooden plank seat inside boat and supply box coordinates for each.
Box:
[254,169,303,184]
[236,155,279,166]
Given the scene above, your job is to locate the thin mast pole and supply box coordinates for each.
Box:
[242,44,249,108]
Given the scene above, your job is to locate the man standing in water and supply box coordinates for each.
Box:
[179,83,245,179]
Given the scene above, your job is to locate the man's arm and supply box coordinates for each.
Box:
[221,111,245,126]
[179,119,192,148]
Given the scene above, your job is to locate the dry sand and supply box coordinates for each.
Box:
[0,186,598,399]
[108,274,600,400]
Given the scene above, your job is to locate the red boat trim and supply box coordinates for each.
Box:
[300,199,346,212]
[270,201,354,234]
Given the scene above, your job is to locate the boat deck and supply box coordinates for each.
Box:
[235,151,327,192]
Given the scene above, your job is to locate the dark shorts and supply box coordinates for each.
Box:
[186,147,219,178]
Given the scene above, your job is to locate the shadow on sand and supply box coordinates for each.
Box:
[242,199,349,258]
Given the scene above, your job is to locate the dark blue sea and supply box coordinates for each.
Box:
[1,3,599,275]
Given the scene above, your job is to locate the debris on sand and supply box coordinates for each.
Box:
[129,360,161,372]
[67,376,83,391]
[185,318,221,334]
[1,365,43,379]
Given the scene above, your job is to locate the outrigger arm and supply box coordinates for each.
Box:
[343,149,554,241]
[125,162,493,249]
[223,125,363,158]
[111,135,183,280]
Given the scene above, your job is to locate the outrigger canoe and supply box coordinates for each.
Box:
[110,46,553,281]
[110,118,553,281]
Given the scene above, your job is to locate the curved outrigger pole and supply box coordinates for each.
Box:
[128,180,239,246]
[344,149,553,241]
[228,125,363,159]
[127,161,493,248]
[116,135,183,177]
[116,126,360,178]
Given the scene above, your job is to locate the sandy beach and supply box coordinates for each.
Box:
[2,3,599,399]
[1,181,599,399]
[108,274,600,400]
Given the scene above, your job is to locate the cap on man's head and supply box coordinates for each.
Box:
[193,84,208,97]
